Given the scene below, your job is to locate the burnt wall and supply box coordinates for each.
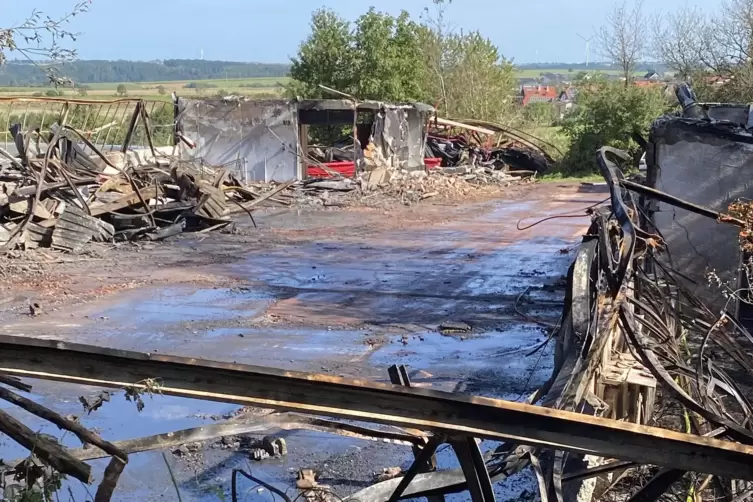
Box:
[648,116,753,306]
[178,98,299,182]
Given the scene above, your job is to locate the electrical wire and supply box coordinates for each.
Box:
[232,469,291,502]
[514,338,552,403]
[516,197,609,231]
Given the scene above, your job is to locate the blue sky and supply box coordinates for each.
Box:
[6,0,722,64]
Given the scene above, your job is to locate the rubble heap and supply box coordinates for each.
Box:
[0,122,284,254]
[284,166,531,209]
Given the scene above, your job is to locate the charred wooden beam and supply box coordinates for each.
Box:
[94,457,126,502]
[0,336,752,480]
[0,385,127,462]
[0,409,91,483]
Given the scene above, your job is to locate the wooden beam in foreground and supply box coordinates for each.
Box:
[0,335,752,481]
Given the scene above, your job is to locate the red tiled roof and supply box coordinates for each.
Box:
[522,86,558,105]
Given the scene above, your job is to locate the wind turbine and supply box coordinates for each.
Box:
[577,34,594,67]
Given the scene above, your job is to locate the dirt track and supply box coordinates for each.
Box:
[0,182,602,501]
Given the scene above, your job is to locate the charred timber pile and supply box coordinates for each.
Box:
[0,100,293,254]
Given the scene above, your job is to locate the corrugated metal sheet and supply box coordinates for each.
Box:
[52,206,115,252]
[23,222,53,248]
[178,98,299,183]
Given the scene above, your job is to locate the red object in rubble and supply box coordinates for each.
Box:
[308,159,442,177]
[424,158,442,169]
[307,161,356,178]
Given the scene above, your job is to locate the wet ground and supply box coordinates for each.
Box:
[0,182,602,501]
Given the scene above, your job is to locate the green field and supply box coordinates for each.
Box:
[0,76,291,101]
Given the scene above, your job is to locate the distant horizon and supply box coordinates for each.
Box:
[2,58,664,68]
[5,0,720,65]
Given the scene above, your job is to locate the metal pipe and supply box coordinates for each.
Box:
[619,179,745,227]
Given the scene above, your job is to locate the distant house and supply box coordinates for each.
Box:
[522,86,558,106]
[540,72,558,83]
[558,87,577,103]
[518,77,538,87]
[643,71,661,81]
[556,87,578,118]
[540,72,569,85]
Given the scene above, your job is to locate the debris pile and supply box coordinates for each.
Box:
[426,117,556,173]
[212,434,287,461]
[544,147,753,501]
[284,166,531,208]
[0,121,284,253]
[426,133,549,173]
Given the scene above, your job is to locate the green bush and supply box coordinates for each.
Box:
[523,102,556,127]
[559,79,673,174]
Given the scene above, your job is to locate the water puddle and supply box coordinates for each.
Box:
[93,286,274,328]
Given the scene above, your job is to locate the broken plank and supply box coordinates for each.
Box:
[52,206,115,252]
[227,180,295,215]
[40,186,160,229]
[14,178,98,197]
[0,335,753,481]
[8,198,53,220]
[433,117,495,136]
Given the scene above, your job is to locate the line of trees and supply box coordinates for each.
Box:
[0,59,291,86]
[288,0,517,123]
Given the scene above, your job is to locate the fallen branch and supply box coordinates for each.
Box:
[48,413,422,463]
[93,457,126,502]
[0,385,128,462]
[0,408,91,483]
